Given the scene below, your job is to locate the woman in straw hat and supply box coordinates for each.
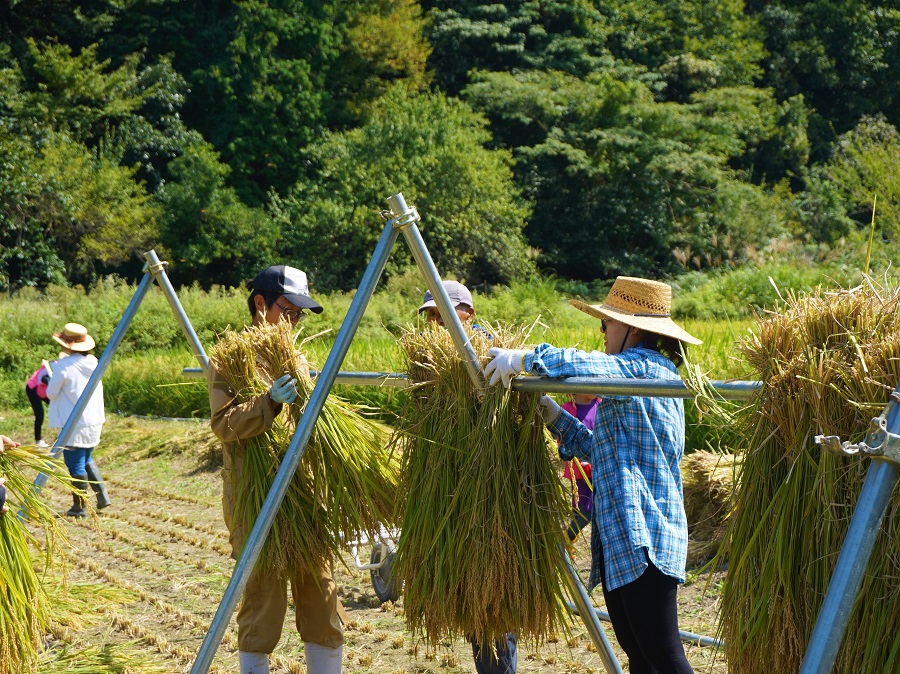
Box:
[46,323,110,517]
[484,277,699,674]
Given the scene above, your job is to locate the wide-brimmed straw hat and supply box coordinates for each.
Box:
[570,277,701,345]
[52,323,96,352]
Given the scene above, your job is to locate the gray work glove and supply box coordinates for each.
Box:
[539,395,562,424]
[268,373,298,405]
[484,347,529,387]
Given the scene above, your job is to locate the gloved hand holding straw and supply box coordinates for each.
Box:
[484,347,529,387]
[268,373,298,405]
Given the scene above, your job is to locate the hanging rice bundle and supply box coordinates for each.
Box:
[681,450,741,566]
[392,322,571,649]
[720,279,900,674]
[208,320,399,574]
[0,445,70,674]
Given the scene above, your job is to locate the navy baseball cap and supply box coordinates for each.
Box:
[418,280,474,313]
[249,265,323,313]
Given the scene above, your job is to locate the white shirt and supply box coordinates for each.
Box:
[46,353,105,447]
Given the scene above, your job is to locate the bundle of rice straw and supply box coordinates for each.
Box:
[681,450,740,567]
[0,445,70,674]
[392,322,571,649]
[720,278,900,674]
[208,320,399,574]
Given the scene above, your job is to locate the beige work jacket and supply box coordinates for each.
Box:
[208,362,285,555]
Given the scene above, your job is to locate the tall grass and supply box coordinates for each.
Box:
[0,264,834,420]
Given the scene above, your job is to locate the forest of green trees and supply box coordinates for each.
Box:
[1,0,898,294]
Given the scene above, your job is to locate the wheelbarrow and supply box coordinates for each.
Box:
[348,523,401,603]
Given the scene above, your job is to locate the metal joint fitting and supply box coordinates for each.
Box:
[388,207,420,230]
[816,411,900,467]
[145,260,169,275]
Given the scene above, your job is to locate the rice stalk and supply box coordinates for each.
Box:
[392,322,570,649]
[0,445,71,674]
[208,320,399,574]
[720,277,900,674]
[681,450,741,566]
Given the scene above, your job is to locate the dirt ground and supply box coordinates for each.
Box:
[11,413,729,673]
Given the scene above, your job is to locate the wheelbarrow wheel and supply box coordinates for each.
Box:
[370,546,400,603]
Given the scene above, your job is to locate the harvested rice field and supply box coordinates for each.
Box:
[4,413,728,673]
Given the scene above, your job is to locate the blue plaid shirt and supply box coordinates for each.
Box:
[526,344,688,592]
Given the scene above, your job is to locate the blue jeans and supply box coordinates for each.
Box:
[471,633,517,674]
[62,447,94,476]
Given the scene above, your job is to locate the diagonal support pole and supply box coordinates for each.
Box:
[189,210,401,673]
[31,268,156,493]
[800,392,900,674]
[145,250,209,371]
[30,250,211,496]
[395,192,622,673]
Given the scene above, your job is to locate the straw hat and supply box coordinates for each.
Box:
[570,277,701,345]
[52,323,96,352]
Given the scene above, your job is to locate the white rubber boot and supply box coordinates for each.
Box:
[305,643,342,674]
[239,651,270,674]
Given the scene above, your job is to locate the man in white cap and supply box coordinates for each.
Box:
[208,265,343,674]
[484,276,699,674]
[417,279,476,327]
[46,322,110,517]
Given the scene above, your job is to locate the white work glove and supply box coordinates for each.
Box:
[268,373,298,405]
[539,395,562,424]
[484,347,529,387]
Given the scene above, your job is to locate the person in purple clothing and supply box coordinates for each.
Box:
[559,394,599,541]
[484,276,700,674]
[25,358,58,447]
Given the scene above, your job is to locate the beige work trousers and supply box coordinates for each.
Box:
[236,558,344,654]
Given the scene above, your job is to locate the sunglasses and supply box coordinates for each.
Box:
[274,300,306,322]
[600,320,607,333]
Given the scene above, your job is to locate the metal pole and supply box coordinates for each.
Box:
[799,399,900,674]
[32,269,155,491]
[512,376,760,400]
[190,218,400,673]
[182,366,761,400]
[393,194,484,390]
[561,546,625,674]
[564,602,723,648]
[389,191,621,669]
[144,250,209,371]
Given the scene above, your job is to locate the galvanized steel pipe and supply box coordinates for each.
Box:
[189,214,401,673]
[394,194,485,391]
[32,269,155,492]
[145,250,209,371]
[798,396,900,674]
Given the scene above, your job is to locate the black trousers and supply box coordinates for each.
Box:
[25,385,48,442]
[598,547,694,674]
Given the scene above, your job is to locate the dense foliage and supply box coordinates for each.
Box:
[0,0,898,291]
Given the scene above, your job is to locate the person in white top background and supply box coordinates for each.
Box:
[46,323,110,518]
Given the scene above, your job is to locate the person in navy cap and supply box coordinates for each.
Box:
[209,265,343,674]
[245,264,324,324]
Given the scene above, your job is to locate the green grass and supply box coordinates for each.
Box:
[0,272,757,455]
